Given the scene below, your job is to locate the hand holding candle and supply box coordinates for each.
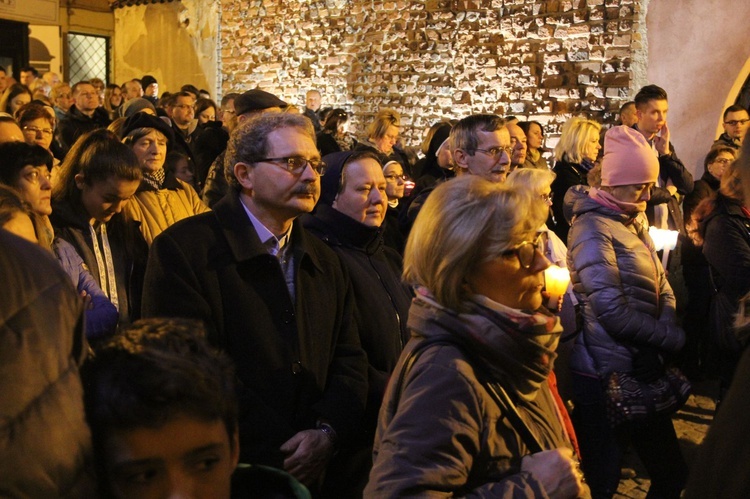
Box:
[544,265,570,312]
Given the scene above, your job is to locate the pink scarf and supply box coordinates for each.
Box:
[589,187,641,217]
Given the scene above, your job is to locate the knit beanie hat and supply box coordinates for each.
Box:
[601,125,659,187]
[121,97,156,118]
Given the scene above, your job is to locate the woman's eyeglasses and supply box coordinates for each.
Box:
[501,233,545,269]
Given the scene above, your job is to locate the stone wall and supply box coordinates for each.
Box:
[220,0,644,147]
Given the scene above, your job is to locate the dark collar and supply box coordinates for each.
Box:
[306,204,382,254]
[212,189,323,273]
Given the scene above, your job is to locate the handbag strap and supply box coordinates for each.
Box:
[393,336,543,454]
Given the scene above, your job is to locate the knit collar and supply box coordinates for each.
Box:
[407,289,562,401]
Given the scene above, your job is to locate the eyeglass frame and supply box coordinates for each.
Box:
[254,156,327,176]
[724,119,750,127]
[472,146,513,162]
[384,173,407,182]
[23,125,54,137]
[22,167,52,185]
[501,233,546,269]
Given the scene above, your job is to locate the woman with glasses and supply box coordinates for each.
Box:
[121,112,209,244]
[566,126,687,498]
[0,141,118,339]
[366,175,586,498]
[16,103,63,183]
[551,117,602,243]
[316,108,356,157]
[681,145,737,380]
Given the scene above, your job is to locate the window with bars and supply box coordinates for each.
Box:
[67,33,109,84]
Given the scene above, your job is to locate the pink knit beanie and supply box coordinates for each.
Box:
[601,126,659,187]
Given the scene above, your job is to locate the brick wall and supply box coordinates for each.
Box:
[220,0,643,148]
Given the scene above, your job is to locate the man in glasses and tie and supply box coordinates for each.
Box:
[143,112,367,494]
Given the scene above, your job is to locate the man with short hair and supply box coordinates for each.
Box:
[123,79,143,102]
[57,80,111,152]
[303,90,322,133]
[619,101,638,127]
[192,92,239,190]
[167,91,197,140]
[714,104,750,150]
[451,114,512,183]
[82,318,309,498]
[143,113,367,490]
[219,92,240,132]
[202,89,288,206]
[633,84,693,231]
[19,66,38,88]
[506,120,528,171]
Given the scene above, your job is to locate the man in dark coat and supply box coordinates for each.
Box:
[713,104,749,151]
[142,112,367,491]
[57,81,111,152]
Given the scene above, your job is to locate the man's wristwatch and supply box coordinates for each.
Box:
[316,422,338,446]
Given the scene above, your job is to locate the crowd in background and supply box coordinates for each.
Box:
[2,63,750,499]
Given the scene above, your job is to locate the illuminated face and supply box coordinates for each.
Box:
[78,175,141,223]
[0,121,24,143]
[75,83,100,113]
[110,88,124,108]
[333,158,388,227]
[21,117,54,150]
[102,416,238,499]
[9,92,31,115]
[197,106,216,124]
[506,122,528,167]
[132,130,168,174]
[373,125,399,154]
[583,132,602,162]
[173,157,194,185]
[707,151,735,181]
[220,100,237,132]
[171,96,195,127]
[240,127,321,219]
[305,91,321,112]
[0,70,7,93]
[609,182,654,213]
[636,99,668,138]
[383,162,406,200]
[144,82,159,98]
[526,122,544,150]
[723,109,750,142]
[463,128,511,183]
[19,71,36,87]
[15,164,52,216]
[125,82,143,100]
[55,85,74,111]
[467,235,551,310]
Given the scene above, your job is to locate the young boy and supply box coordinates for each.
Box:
[82,318,309,498]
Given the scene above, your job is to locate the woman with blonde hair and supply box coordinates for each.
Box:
[550,117,602,243]
[355,108,411,175]
[103,83,123,120]
[366,175,586,497]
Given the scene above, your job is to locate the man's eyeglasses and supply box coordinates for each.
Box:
[501,233,545,269]
[256,156,326,176]
[22,168,52,185]
[724,119,750,126]
[23,126,53,137]
[474,146,513,161]
[174,104,195,111]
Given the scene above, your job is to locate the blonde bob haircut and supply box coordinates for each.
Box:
[404,175,548,311]
[366,108,400,140]
[554,117,601,164]
[506,167,556,197]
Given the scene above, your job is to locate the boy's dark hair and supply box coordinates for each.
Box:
[82,318,239,448]
[634,84,668,109]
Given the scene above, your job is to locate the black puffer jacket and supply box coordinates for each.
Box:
[566,187,685,377]
[551,157,591,244]
[57,105,111,152]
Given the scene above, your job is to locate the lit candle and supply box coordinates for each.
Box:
[544,265,570,312]
[648,226,679,252]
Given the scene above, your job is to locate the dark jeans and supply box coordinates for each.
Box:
[571,373,688,499]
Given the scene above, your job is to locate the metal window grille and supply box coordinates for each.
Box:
[67,33,109,84]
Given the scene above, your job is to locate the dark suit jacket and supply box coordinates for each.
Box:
[142,189,368,466]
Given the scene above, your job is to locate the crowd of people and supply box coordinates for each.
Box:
[2,65,750,499]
